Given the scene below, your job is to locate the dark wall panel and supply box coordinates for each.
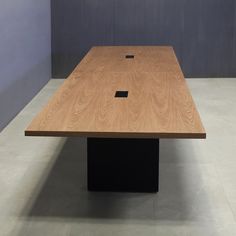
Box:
[183,0,235,77]
[52,0,236,78]
[52,0,114,77]
[113,0,160,45]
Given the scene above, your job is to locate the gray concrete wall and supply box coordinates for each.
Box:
[52,0,236,78]
[0,0,51,131]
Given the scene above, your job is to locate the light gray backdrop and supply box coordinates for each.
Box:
[0,0,51,130]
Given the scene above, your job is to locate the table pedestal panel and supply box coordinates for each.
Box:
[87,138,159,193]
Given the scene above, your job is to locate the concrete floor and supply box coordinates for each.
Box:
[0,78,236,235]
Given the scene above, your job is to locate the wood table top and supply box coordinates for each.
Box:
[25,46,206,138]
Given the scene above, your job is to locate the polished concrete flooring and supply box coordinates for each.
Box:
[0,78,236,235]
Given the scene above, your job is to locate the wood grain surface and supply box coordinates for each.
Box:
[25,46,206,138]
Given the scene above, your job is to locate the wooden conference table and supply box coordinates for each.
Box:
[25,46,206,193]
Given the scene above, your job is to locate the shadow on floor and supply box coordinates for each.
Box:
[20,138,203,221]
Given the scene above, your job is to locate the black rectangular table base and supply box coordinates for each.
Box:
[87,138,159,193]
